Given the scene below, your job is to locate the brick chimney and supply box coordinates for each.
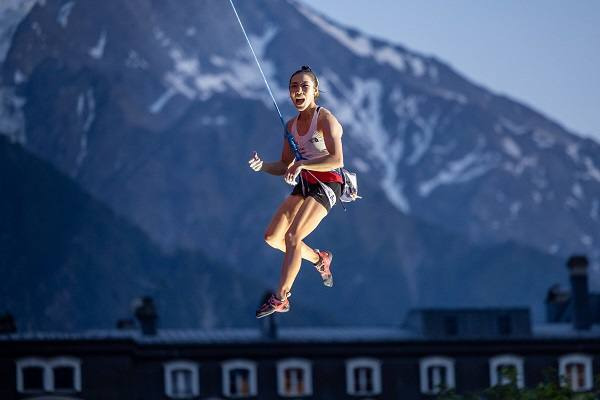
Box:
[134,297,158,335]
[567,255,591,330]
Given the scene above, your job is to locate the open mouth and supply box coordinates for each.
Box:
[295,98,305,106]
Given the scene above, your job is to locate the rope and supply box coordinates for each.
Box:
[228,0,304,161]
[228,0,284,125]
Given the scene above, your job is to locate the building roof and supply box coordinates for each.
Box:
[532,323,600,338]
[1,324,599,344]
[0,327,412,344]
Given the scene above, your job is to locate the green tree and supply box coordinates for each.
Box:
[436,367,599,400]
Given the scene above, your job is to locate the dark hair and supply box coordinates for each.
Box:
[289,65,319,98]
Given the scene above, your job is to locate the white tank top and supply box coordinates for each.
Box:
[291,107,343,184]
[291,107,329,161]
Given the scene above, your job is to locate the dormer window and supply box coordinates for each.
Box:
[419,356,455,394]
[559,354,593,392]
[17,357,81,393]
[497,315,512,336]
[489,355,524,388]
[222,360,257,398]
[164,361,199,398]
[345,358,382,396]
[444,316,458,336]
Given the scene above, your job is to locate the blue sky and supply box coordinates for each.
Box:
[301,0,600,142]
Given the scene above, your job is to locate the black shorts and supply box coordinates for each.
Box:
[291,180,342,212]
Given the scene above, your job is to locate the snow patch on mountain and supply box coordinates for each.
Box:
[389,87,442,166]
[150,26,287,114]
[428,65,439,83]
[503,155,537,176]
[57,1,75,28]
[209,55,226,67]
[406,54,426,77]
[351,157,370,173]
[153,27,171,48]
[501,137,521,158]
[571,183,584,200]
[125,50,148,70]
[323,72,411,212]
[0,87,26,144]
[418,150,498,197]
[75,89,95,171]
[149,88,176,114]
[83,90,95,131]
[583,157,600,182]
[0,0,35,145]
[13,69,26,84]
[373,46,406,71]
[565,196,578,210]
[581,235,593,246]
[89,30,106,59]
[406,114,439,166]
[200,115,227,126]
[533,128,555,148]
[566,142,580,162]
[498,117,528,136]
[510,201,522,218]
[431,88,467,104]
[390,87,420,122]
[0,0,41,63]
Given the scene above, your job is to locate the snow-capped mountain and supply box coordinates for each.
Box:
[1,0,597,327]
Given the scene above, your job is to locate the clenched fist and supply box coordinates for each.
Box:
[248,151,263,172]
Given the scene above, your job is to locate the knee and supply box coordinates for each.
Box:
[284,230,301,248]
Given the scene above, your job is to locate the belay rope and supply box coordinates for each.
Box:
[228,0,359,209]
[228,0,300,159]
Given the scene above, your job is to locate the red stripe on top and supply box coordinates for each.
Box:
[301,170,343,184]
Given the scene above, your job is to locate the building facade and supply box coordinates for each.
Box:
[1,322,599,400]
[1,256,599,399]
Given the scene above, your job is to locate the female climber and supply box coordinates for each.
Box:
[249,66,344,318]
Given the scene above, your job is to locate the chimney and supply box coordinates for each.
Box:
[261,316,278,340]
[0,313,16,334]
[567,255,591,330]
[259,292,277,340]
[134,297,158,335]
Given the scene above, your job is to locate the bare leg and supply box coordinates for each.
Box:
[264,195,320,264]
[277,198,328,299]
